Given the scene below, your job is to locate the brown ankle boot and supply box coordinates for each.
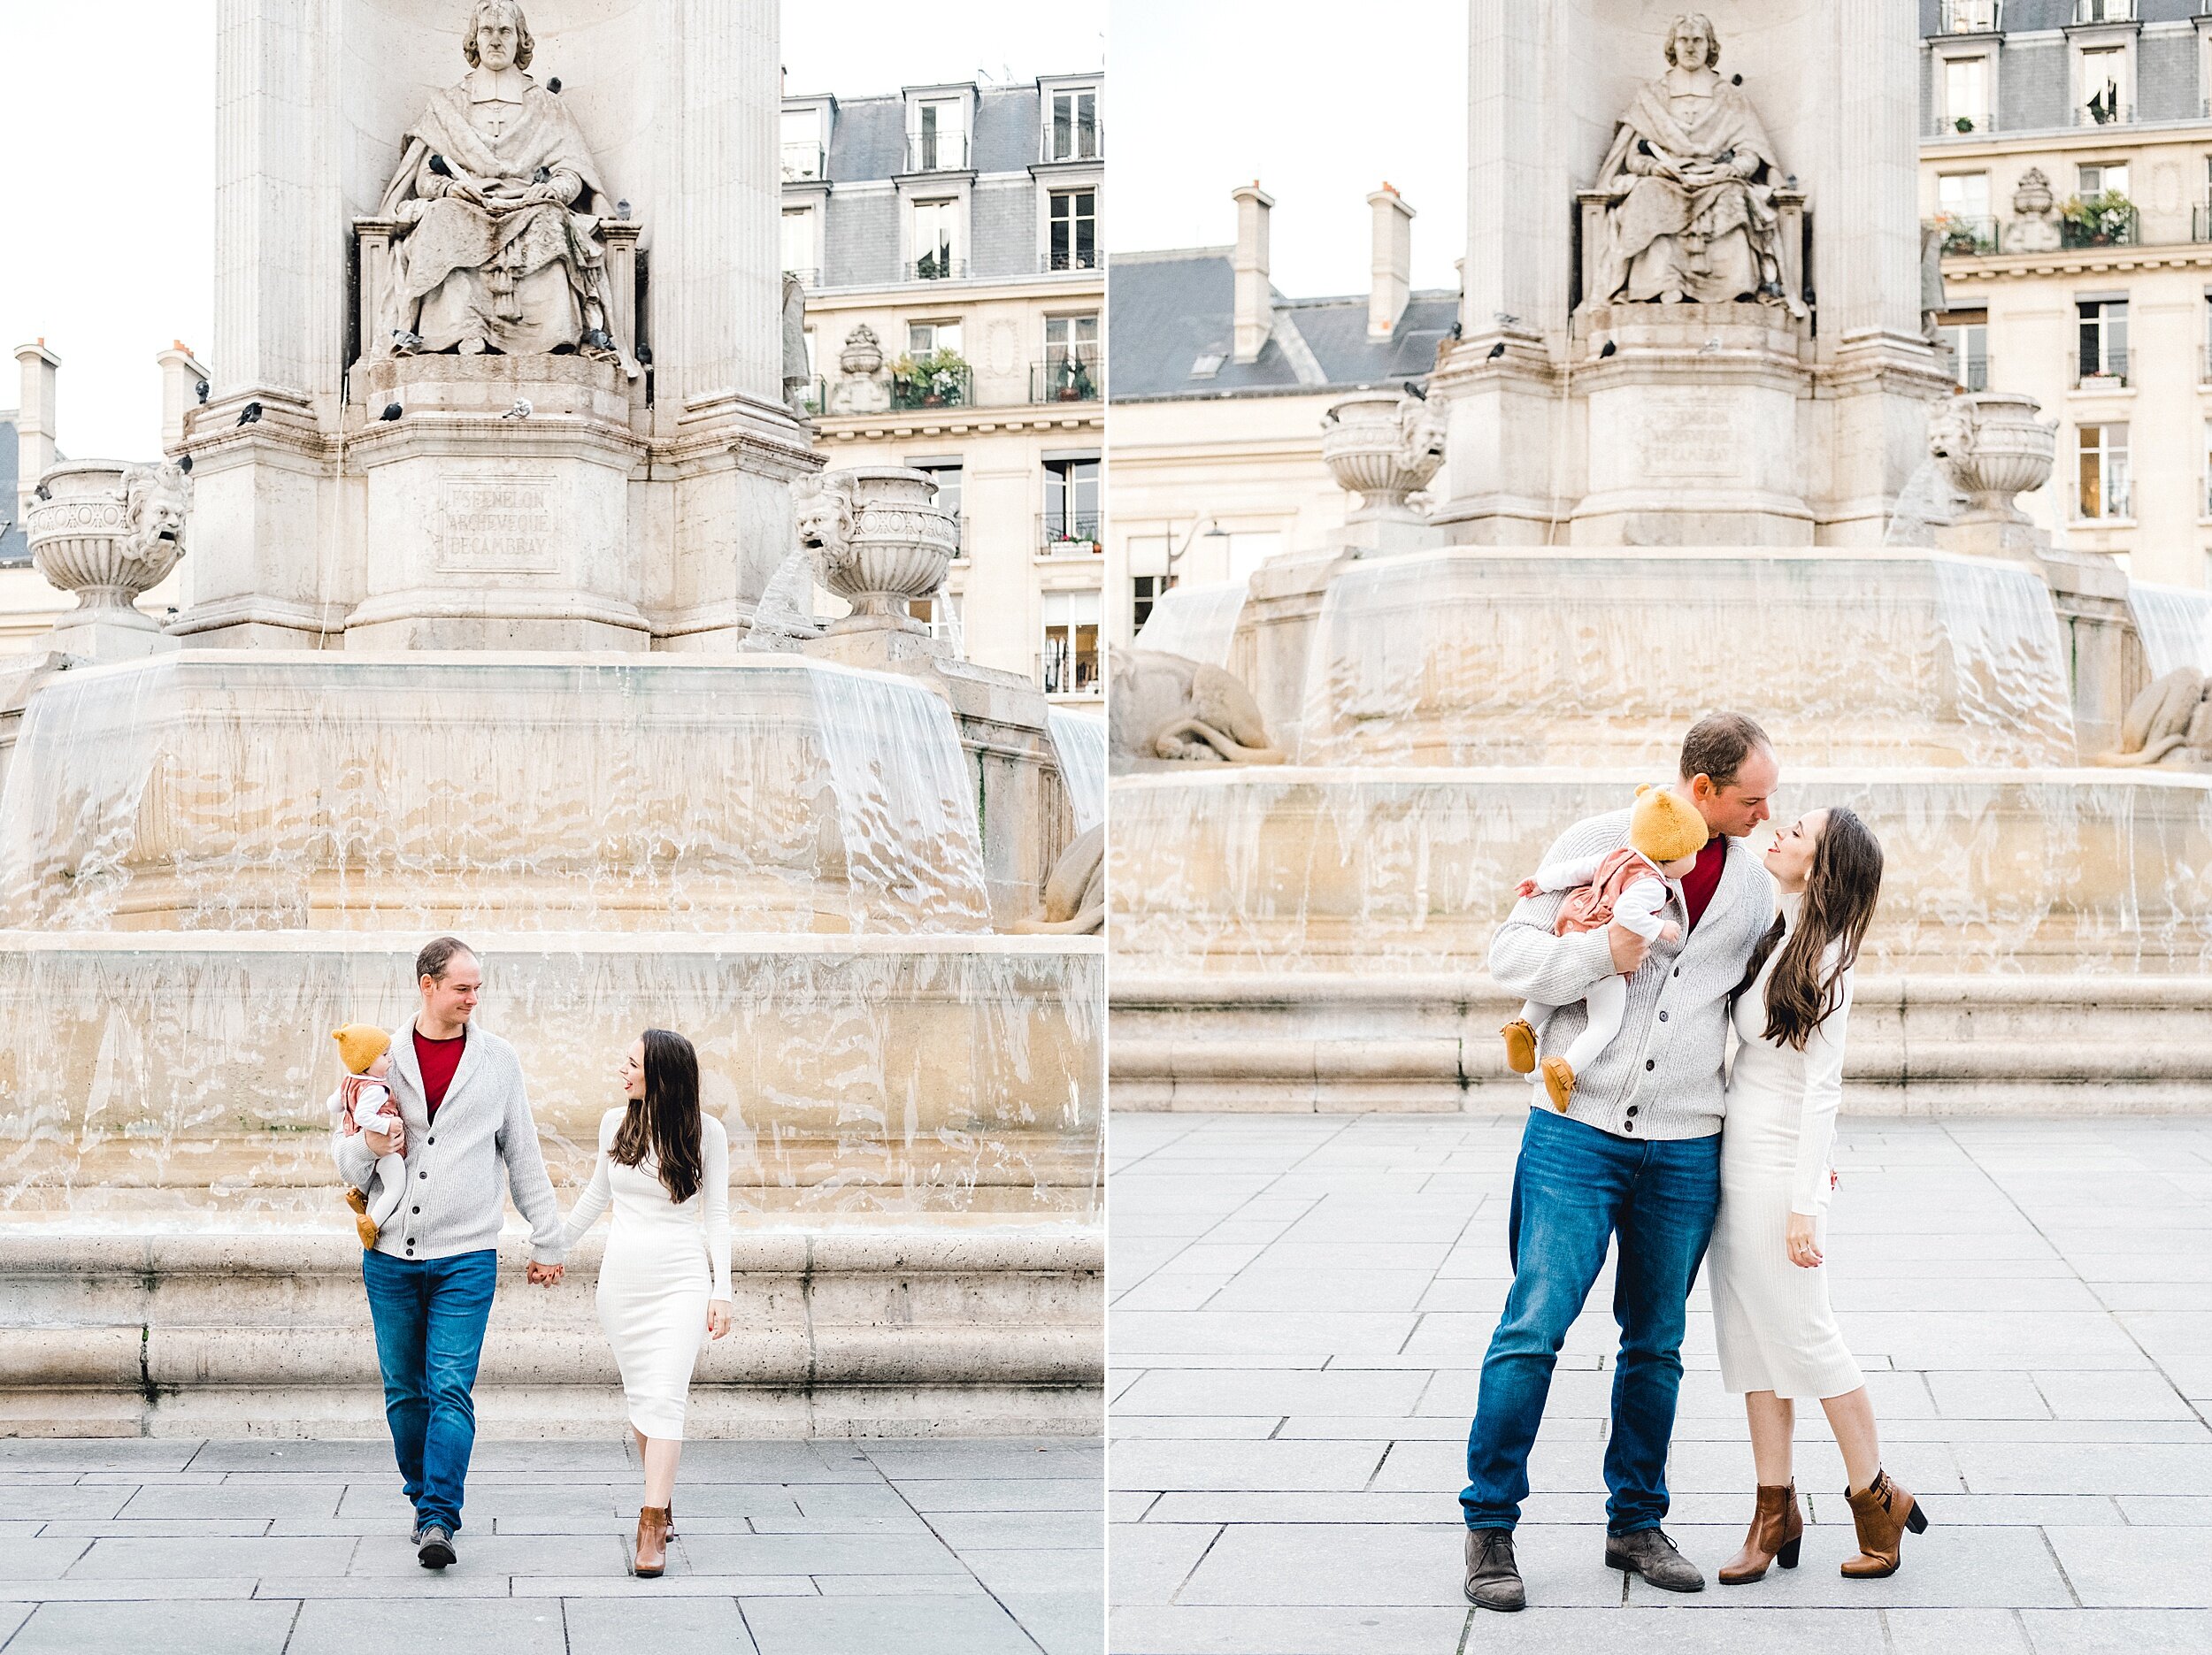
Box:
[1841,1470,1928,1578]
[1717,1482,1802,1584]
[633,1506,669,1577]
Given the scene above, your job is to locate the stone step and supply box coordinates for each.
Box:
[1110,972,2212,1113]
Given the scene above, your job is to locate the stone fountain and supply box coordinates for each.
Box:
[1110,4,2212,1117]
[0,1,1099,1437]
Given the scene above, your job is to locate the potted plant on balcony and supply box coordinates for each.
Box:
[891,348,971,410]
[1052,356,1095,402]
[1954,114,1976,134]
[2061,189,2136,248]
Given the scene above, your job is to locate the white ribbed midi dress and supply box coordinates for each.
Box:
[1709,897,1865,1401]
[561,1107,733,1440]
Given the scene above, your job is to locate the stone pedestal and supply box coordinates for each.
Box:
[343,356,649,652]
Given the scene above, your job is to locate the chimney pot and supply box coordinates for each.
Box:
[1367,187,1416,341]
[1232,182,1275,365]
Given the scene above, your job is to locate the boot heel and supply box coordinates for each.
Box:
[1905,1502,1929,1535]
[1777,1536,1801,1568]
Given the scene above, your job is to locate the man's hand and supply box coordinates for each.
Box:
[526,1260,564,1286]
[1608,922,1651,976]
[364,1122,404,1157]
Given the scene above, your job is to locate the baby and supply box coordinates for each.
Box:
[330,1023,406,1249]
[1499,785,1710,1113]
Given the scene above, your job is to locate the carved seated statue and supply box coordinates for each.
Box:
[1586,13,1803,315]
[1110,650,1287,770]
[2095,669,2212,770]
[373,1,618,359]
[1012,824,1104,936]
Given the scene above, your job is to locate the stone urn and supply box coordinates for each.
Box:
[839,324,885,378]
[1320,389,1446,514]
[23,459,192,655]
[1927,392,2055,523]
[795,466,959,634]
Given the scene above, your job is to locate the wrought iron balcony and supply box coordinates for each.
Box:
[1040,120,1104,165]
[890,362,973,410]
[1042,247,1102,273]
[2074,94,2131,126]
[2073,0,2131,19]
[781,142,825,183]
[906,253,968,282]
[903,133,971,173]
[1032,353,1102,404]
[2060,201,2137,247]
[799,376,827,417]
[1038,647,1102,697]
[1929,214,1998,257]
[2076,348,2130,388]
[1039,514,1103,556]
[1938,111,1994,138]
[1939,0,2001,30]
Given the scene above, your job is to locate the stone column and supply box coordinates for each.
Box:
[12,343,58,529]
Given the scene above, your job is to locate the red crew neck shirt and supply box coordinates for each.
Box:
[412,1026,467,1120]
[1680,835,1728,932]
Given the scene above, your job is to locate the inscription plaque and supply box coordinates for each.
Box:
[435,473,560,573]
[1639,391,1740,480]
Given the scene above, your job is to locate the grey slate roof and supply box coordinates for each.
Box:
[1927,0,2203,30]
[1107,250,1458,402]
[819,84,1047,182]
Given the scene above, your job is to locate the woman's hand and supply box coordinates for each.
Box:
[1786,1213,1823,1270]
[706,1300,733,1340]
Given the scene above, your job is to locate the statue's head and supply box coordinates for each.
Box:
[792,474,856,555]
[1664,13,1719,71]
[463,0,534,71]
[120,462,191,564]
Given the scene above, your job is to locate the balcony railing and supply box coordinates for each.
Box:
[1938,111,1994,138]
[2076,483,2131,520]
[2077,348,2130,387]
[1040,121,1104,164]
[1929,214,1998,256]
[1032,354,1102,404]
[1043,247,1102,273]
[2061,202,2138,247]
[781,142,825,183]
[2074,96,2131,126]
[782,266,820,289]
[1039,514,1103,556]
[1039,648,1102,697]
[799,376,827,417]
[2073,0,2132,19]
[906,254,968,282]
[1940,0,2001,30]
[903,133,971,173]
[2193,201,2212,241]
[890,363,972,410]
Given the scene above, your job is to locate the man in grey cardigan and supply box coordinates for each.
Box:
[1462,714,1779,1611]
[332,936,568,1571]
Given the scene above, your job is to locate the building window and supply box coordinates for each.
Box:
[2079,47,2127,125]
[908,321,963,359]
[912,589,963,651]
[780,208,815,283]
[1941,0,2000,30]
[2204,419,2212,516]
[1048,190,1097,272]
[2075,0,2131,20]
[1132,573,1175,632]
[1943,56,1990,133]
[2078,423,2131,519]
[2078,162,2129,201]
[1047,88,1100,162]
[911,199,959,280]
[1935,172,1993,254]
[1035,314,1102,402]
[1937,309,1988,391]
[2078,297,2128,385]
[1041,590,1102,696]
[910,99,966,172]
[780,110,823,181]
[912,460,964,553]
[1042,458,1102,555]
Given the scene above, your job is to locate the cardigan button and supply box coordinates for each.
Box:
[419,1169,427,1180]
[1645,1059,1655,1071]
[1658,1011,1669,1022]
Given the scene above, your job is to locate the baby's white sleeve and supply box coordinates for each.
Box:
[1612,878,1671,941]
[1532,854,1602,893]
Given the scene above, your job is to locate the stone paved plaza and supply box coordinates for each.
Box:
[1110,1113,2212,1653]
[0,1435,1101,1654]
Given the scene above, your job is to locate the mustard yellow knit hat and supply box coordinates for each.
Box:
[331,1023,392,1076]
[1629,783,1709,865]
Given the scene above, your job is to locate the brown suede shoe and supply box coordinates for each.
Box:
[1842,1470,1929,1578]
[1717,1482,1802,1584]
[633,1506,670,1578]
[1540,1056,1576,1112]
[1500,1019,1539,1075]
[344,1188,380,1250]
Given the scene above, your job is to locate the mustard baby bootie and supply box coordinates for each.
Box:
[1540,1056,1576,1113]
[344,1186,380,1250]
[1500,1020,1538,1075]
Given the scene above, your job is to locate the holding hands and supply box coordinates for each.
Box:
[526,1260,565,1286]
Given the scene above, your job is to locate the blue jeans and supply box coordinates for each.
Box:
[1460,1108,1720,1535]
[360,1248,497,1535]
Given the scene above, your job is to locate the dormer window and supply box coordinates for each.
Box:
[781,108,824,182]
[2075,0,2131,21]
[1046,87,1100,162]
[910,98,967,172]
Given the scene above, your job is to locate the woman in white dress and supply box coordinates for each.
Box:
[1709,808,1932,1583]
[561,1029,732,1578]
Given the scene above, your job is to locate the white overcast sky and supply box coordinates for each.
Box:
[0,1,1462,459]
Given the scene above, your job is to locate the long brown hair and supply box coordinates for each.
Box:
[611,1028,703,1204]
[1734,808,1883,1052]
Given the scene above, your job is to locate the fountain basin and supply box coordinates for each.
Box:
[1109,767,2212,976]
[0,931,1102,1217]
[0,653,994,934]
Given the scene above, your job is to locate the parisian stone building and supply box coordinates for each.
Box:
[784,73,1106,702]
[1923,0,2212,588]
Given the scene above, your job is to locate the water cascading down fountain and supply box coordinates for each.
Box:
[0,0,1100,1437]
[1110,3,2212,1116]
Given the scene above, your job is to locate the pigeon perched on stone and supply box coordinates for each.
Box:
[547,77,562,94]
[534,166,551,184]
[616,199,632,221]
[392,329,425,355]
[34,483,50,501]
[582,328,615,353]
[179,455,194,474]
[428,153,452,177]
[238,401,263,425]
[380,403,403,422]
[501,399,534,420]
[1599,339,1618,358]
[1486,341,1507,360]
[195,379,210,405]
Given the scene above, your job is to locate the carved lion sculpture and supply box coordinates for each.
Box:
[120,462,192,582]
[1109,648,1287,770]
[2094,668,2212,769]
[1012,824,1103,936]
